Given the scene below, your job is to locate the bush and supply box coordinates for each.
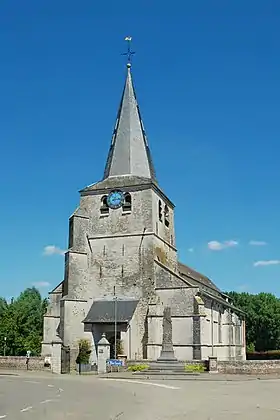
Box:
[184,363,206,372]
[116,339,124,355]
[127,364,149,372]
[247,350,280,360]
[246,342,255,353]
[76,339,91,364]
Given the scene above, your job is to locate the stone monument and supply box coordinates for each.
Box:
[157,307,177,362]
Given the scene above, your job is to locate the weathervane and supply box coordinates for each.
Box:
[122,36,135,67]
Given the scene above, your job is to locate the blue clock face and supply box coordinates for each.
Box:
[107,190,125,209]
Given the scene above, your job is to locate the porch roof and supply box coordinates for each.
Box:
[83,298,139,324]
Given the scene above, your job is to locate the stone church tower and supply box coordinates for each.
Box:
[42,59,246,369]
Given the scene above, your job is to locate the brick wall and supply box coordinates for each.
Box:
[0,356,50,371]
[217,360,280,374]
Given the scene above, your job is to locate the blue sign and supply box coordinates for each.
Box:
[108,359,123,366]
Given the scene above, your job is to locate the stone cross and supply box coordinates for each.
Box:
[157,306,177,361]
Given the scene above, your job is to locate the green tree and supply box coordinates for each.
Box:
[0,298,7,316]
[227,291,280,352]
[0,287,48,356]
[76,339,91,364]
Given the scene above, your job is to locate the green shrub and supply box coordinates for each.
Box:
[246,342,255,353]
[184,363,206,372]
[127,364,149,372]
[116,339,124,355]
[76,339,91,364]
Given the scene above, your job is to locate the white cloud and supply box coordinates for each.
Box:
[254,260,280,267]
[188,248,194,253]
[237,284,249,292]
[224,240,239,247]
[249,240,267,246]
[43,245,65,256]
[208,240,238,251]
[32,281,51,288]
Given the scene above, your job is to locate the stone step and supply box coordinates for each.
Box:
[148,367,185,372]
[148,363,185,372]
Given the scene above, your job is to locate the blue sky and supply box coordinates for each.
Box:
[1,0,280,299]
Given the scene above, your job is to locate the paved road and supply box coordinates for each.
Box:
[0,372,280,419]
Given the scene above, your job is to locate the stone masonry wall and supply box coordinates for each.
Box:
[217,360,280,374]
[0,356,50,371]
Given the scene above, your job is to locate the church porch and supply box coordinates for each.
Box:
[83,298,139,363]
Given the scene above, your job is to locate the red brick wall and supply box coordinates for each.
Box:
[0,356,50,371]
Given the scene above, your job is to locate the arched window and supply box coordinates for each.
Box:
[164,205,170,227]
[158,200,163,222]
[100,195,109,215]
[122,193,132,212]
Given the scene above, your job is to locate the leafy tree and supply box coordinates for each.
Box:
[76,339,91,364]
[227,291,280,352]
[0,287,48,356]
[0,298,7,316]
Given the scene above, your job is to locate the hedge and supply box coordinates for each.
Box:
[247,350,280,360]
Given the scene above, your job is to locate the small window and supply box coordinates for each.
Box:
[122,193,132,212]
[100,195,109,215]
[235,318,241,345]
[158,200,163,222]
[164,205,170,227]
[218,311,222,343]
[68,217,74,248]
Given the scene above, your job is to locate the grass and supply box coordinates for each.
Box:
[184,363,206,373]
[127,364,149,372]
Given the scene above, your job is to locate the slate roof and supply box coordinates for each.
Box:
[49,281,63,295]
[202,289,245,314]
[103,64,157,182]
[83,298,139,324]
[178,262,226,298]
[80,175,151,193]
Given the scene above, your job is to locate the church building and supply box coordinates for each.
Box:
[42,56,246,369]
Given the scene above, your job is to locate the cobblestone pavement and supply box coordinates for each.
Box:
[0,372,280,419]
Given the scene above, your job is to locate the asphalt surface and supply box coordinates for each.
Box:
[0,371,280,419]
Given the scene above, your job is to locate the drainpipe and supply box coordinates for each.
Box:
[211,301,214,356]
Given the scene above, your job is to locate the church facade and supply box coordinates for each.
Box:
[42,62,246,368]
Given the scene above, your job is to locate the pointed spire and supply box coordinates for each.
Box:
[103,62,157,182]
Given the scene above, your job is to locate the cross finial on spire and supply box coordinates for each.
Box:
[122,36,135,68]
